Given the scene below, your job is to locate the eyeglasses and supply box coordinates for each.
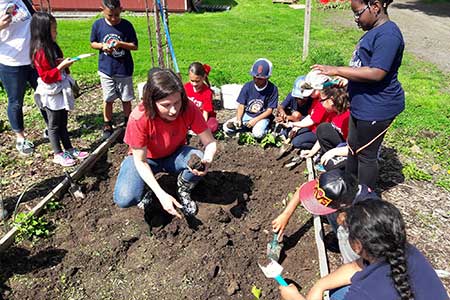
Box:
[313,182,333,207]
[353,5,369,19]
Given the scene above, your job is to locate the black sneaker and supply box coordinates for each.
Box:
[102,123,113,141]
[138,190,153,210]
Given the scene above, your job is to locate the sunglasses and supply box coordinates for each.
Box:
[353,5,369,19]
[313,182,333,207]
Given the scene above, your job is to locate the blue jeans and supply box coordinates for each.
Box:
[0,63,44,133]
[330,285,350,300]
[291,127,317,149]
[223,113,270,139]
[113,146,203,208]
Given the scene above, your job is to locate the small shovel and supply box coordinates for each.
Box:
[267,233,282,261]
[258,258,288,286]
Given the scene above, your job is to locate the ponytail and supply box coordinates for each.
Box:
[188,61,211,87]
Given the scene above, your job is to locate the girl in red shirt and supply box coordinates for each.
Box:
[184,62,218,133]
[30,12,88,167]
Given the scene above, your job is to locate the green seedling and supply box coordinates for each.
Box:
[260,133,282,148]
[45,200,63,212]
[238,132,256,146]
[13,212,50,242]
[214,130,225,140]
[251,285,262,299]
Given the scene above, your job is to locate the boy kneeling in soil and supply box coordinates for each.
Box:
[113,68,217,217]
[223,58,278,139]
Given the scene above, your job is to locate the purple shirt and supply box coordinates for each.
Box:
[237,81,278,118]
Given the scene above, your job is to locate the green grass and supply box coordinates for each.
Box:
[0,0,449,189]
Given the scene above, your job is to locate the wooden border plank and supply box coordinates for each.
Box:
[0,128,124,252]
[306,157,330,300]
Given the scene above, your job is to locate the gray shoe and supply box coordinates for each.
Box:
[276,143,293,160]
[138,190,153,210]
[16,139,34,156]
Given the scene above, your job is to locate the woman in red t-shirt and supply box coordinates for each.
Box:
[114,68,217,218]
[301,86,350,170]
[184,62,218,133]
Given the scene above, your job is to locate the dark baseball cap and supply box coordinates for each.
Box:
[249,58,273,78]
[299,169,379,215]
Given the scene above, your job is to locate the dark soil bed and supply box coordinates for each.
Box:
[0,137,320,300]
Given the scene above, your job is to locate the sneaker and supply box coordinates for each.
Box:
[137,190,153,210]
[16,139,34,156]
[284,155,304,169]
[53,152,76,167]
[315,163,326,173]
[43,128,49,139]
[276,143,293,160]
[68,148,89,160]
[102,124,113,141]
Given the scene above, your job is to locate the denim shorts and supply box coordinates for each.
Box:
[98,71,135,103]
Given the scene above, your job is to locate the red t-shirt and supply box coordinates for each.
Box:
[33,48,63,84]
[331,110,350,140]
[309,99,336,133]
[124,100,208,159]
[184,82,216,118]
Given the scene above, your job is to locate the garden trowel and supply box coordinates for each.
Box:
[258,258,288,286]
[267,233,282,261]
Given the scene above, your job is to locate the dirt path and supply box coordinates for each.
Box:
[389,0,450,74]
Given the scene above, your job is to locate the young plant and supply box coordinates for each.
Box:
[14,212,50,242]
[402,163,433,181]
[260,133,282,148]
[214,129,225,141]
[45,200,63,212]
[238,132,256,146]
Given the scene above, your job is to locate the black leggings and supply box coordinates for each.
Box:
[45,107,72,154]
[316,122,345,153]
[346,116,393,189]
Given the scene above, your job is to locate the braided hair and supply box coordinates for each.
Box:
[344,200,414,300]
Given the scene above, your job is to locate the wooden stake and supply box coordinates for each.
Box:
[154,0,165,68]
[144,0,156,67]
[302,0,312,61]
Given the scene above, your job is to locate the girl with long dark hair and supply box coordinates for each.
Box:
[279,200,448,300]
[30,12,88,166]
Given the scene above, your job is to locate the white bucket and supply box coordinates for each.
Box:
[137,82,146,100]
[221,84,243,110]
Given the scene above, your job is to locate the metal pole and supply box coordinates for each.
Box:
[156,0,180,74]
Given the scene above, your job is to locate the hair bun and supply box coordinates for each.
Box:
[203,64,211,75]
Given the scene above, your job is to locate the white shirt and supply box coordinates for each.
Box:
[0,0,32,66]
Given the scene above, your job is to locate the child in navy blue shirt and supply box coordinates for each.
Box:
[223,58,278,139]
[90,0,138,140]
[275,76,313,125]
[313,0,405,190]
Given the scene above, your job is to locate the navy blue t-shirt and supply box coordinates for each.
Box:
[345,245,447,300]
[90,18,138,77]
[237,81,278,118]
[348,21,405,121]
[280,92,313,117]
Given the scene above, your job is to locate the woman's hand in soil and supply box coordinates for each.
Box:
[272,212,290,241]
[159,192,182,218]
[0,14,12,30]
[279,284,305,300]
[188,161,209,177]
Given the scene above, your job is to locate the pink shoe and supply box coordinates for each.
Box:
[68,148,89,160]
[53,152,76,167]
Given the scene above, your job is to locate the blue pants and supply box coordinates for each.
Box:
[330,286,350,300]
[223,113,270,139]
[0,63,47,132]
[113,146,203,208]
[291,127,317,149]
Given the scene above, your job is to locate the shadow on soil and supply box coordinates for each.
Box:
[391,0,450,18]
[0,247,67,299]
[377,146,405,193]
